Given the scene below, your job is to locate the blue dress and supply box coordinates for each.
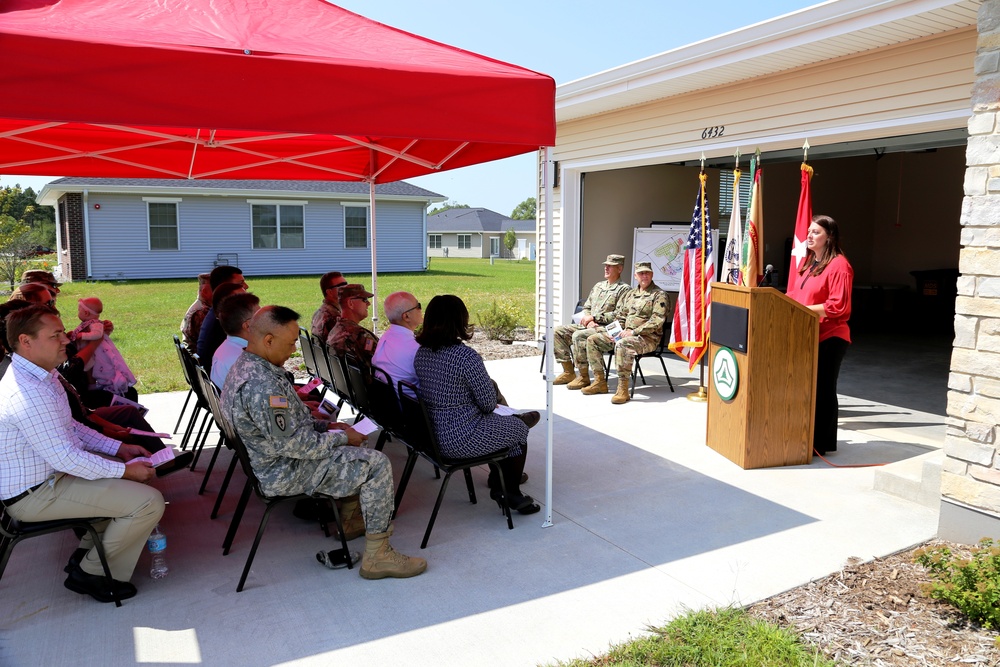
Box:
[413,343,526,459]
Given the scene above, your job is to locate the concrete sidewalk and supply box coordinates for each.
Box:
[0,354,943,667]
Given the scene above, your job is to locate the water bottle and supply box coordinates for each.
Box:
[147,524,169,579]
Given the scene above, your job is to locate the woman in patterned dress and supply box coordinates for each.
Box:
[413,295,539,515]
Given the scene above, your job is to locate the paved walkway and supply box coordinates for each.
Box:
[0,354,943,666]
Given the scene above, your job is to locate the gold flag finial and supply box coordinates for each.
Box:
[700,152,706,172]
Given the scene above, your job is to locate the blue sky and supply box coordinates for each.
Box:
[2,0,816,214]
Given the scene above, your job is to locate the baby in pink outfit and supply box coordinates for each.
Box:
[70,297,137,396]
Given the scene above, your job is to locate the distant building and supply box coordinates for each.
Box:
[37,178,444,280]
[427,208,535,260]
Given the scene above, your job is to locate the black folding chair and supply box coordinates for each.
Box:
[1,510,121,607]
[215,408,350,592]
[192,366,239,515]
[314,336,355,418]
[298,327,326,401]
[627,325,675,398]
[395,380,513,549]
[343,353,373,421]
[172,335,207,448]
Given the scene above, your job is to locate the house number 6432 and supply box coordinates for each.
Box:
[701,126,725,139]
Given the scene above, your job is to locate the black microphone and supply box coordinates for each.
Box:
[757,264,774,287]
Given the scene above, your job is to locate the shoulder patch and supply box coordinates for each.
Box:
[269,395,288,408]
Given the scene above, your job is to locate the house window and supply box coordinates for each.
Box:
[144,198,180,250]
[458,234,472,250]
[490,237,500,256]
[250,203,305,249]
[428,234,442,249]
[344,206,368,248]
[718,168,753,218]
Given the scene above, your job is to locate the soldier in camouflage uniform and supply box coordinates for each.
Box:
[327,284,379,376]
[310,271,348,340]
[180,273,212,349]
[222,305,427,580]
[554,254,631,388]
[579,261,669,404]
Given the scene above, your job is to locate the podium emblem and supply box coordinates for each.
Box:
[712,347,739,401]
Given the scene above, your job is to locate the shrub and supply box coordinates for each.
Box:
[477,297,522,340]
[914,538,1000,629]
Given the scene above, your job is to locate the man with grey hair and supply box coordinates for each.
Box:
[372,291,422,390]
[222,305,427,580]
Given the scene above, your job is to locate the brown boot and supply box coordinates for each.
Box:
[566,363,591,390]
[581,372,608,395]
[359,528,427,580]
[611,376,631,404]
[553,360,576,385]
[337,498,366,541]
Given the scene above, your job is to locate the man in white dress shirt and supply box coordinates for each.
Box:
[372,292,423,391]
[0,306,164,602]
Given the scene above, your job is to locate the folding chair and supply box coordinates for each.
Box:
[192,366,239,510]
[627,325,675,398]
[215,408,351,592]
[172,335,204,445]
[538,299,587,374]
[343,354,373,421]
[1,510,122,607]
[298,327,326,400]
[395,381,513,549]
[313,336,355,418]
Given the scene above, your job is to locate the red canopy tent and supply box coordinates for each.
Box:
[0,0,560,522]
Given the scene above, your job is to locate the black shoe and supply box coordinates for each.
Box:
[484,471,528,488]
[155,451,194,477]
[490,490,541,515]
[316,548,361,570]
[514,411,540,429]
[64,547,90,574]
[64,565,137,603]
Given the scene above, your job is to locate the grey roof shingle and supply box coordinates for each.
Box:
[45,177,442,198]
[427,207,535,233]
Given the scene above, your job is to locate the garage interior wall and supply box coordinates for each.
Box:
[579,145,963,325]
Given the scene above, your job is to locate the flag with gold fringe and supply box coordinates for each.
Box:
[789,162,814,275]
[739,158,763,287]
[669,172,715,371]
[721,168,742,284]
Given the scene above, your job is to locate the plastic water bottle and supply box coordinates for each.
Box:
[147,525,169,579]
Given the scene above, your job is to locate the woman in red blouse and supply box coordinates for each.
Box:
[786,215,853,455]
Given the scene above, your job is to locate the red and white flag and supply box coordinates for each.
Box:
[669,172,715,371]
[739,162,763,287]
[789,163,814,274]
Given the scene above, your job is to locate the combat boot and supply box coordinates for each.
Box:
[553,360,576,385]
[359,528,428,580]
[581,371,608,395]
[566,363,591,390]
[337,498,366,541]
[611,376,631,404]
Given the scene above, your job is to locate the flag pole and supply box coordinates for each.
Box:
[688,153,709,403]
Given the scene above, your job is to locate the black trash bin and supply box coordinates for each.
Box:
[910,268,959,333]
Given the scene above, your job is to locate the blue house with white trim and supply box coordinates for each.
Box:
[37,178,444,281]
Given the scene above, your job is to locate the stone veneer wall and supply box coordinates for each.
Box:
[58,193,88,282]
[940,0,1000,542]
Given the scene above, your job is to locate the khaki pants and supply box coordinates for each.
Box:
[8,473,164,581]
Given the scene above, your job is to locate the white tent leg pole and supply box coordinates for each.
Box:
[369,178,379,328]
[542,146,555,528]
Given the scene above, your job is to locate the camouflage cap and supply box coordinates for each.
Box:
[339,284,374,304]
[634,261,654,273]
[21,270,62,288]
[603,254,625,266]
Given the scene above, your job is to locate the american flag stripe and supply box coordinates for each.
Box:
[669,172,715,371]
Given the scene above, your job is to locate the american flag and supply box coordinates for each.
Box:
[669,172,715,371]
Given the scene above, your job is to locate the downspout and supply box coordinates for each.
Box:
[422,202,428,270]
[53,198,63,270]
[82,189,92,279]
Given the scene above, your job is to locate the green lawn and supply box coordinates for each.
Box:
[50,258,536,394]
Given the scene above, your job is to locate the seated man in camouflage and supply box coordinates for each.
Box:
[327,284,378,376]
[222,305,426,580]
[311,271,348,340]
[554,254,631,388]
[180,273,212,349]
[579,261,669,404]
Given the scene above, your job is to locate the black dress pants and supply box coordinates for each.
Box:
[814,336,849,455]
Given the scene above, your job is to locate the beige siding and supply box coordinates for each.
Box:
[556,28,974,165]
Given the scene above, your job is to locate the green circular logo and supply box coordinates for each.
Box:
[712,347,739,401]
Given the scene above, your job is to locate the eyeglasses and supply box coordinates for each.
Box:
[402,302,421,315]
[352,297,370,305]
[332,282,347,290]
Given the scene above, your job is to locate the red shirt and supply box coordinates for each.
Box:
[786,254,853,343]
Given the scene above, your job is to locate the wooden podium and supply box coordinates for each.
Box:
[706,284,819,469]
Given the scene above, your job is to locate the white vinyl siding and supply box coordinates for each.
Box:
[344,205,368,248]
[250,202,305,249]
[145,199,180,250]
